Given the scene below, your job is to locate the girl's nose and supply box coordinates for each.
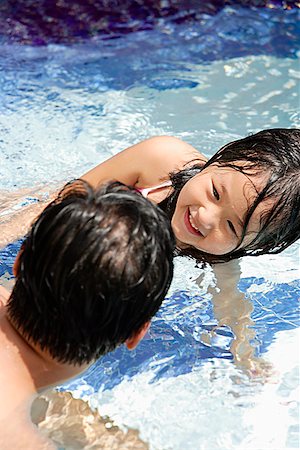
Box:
[197,205,220,234]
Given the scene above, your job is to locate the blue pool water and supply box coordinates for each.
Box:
[0,2,299,449]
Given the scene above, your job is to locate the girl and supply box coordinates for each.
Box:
[83,128,300,264]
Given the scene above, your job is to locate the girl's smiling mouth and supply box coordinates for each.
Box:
[184,208,203,236]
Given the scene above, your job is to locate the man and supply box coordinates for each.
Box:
[0,179,174,449]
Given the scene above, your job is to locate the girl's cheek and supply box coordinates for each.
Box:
[211,235,235,255]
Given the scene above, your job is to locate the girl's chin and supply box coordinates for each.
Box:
[175,235,199,251]
[175,238,189,250]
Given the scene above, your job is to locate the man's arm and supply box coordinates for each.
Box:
[0,415,56,450]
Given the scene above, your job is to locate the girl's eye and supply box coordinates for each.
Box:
[212,184,220,200]
[228,220,237,237]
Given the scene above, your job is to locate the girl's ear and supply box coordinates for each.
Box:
[125,321,151,350]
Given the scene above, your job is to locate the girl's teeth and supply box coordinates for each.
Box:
[189,214,199,231]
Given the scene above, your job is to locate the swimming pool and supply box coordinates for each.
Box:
[0,2,299,449]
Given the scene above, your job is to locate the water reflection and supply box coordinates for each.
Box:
[32,390,147,449]
[198,261,274,380]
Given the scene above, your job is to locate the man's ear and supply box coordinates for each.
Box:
[13,247,23,277]
[125,321,151,351]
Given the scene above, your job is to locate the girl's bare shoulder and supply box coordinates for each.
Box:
[138,135,206,163]
[134,136,207,184]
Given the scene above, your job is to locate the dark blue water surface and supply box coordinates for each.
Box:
[0,1,299,45]
[0,2,299,63]
[0,5,299,100]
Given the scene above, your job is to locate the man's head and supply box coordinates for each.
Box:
[8,180,175,365]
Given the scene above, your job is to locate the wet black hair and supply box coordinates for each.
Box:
[159,128,300,265]
[8,180,175,365]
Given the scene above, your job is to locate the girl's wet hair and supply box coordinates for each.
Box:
[8,180,175,365]
[159,128,300,265]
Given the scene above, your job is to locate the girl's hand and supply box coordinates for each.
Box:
[0,186,57,249]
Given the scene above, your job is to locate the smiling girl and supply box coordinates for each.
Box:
[83,128,300,264]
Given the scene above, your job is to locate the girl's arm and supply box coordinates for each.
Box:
[0,136,203,248]
[82,136,205,189]
[201,261,273,379]
[0,187,57,249]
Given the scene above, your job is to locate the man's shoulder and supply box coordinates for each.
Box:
[0,411,55,450]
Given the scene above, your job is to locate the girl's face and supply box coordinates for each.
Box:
[171,165,268,255]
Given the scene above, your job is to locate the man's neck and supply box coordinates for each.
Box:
[0,300,86,392]
[0,285,9,306]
